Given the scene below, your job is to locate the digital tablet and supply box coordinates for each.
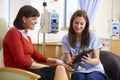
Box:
[72,49,94,64]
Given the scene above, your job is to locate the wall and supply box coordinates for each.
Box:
[93,0,120,39]
[0,0,9,26]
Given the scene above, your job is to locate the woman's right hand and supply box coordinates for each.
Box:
[71,54,78,61]
[64,64,74,72]
[67,53,78,65]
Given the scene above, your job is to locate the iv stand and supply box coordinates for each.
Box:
[42,1,47,55]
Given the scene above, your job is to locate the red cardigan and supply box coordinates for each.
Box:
[3,28,47,69]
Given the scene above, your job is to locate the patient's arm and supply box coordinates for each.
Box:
[29,62,49,69]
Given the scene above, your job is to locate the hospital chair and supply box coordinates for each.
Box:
[100,50,120,80]
[0,18,40,80]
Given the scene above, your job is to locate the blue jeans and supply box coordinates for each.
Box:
[72,71,107,80]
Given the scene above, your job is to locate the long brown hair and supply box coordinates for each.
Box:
[68,10,90,48]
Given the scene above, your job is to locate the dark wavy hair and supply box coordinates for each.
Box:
[68,10,90,48]
[13,5,40,30]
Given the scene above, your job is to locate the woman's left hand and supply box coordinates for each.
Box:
[81,54,92,64]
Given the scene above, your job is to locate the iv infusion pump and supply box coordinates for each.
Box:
[111,20,120,39]
[40,9,59,33]
[50,13,59,33]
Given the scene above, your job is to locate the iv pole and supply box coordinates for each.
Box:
[42,1,47,55]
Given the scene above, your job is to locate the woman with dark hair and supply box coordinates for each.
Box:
[3,5,72,80]
[61,10,107,80]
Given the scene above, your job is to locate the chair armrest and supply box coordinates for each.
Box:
[0,67,40,80]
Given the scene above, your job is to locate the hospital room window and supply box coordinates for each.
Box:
[63,0,79,28]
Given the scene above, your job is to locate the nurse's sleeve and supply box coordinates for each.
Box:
[90,32,102,49]
[62,35,70,54]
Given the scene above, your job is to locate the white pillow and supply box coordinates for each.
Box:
[0,48,4,67]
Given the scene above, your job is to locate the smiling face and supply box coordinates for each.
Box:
[73,16,86,35]
[68,10,90,48]
[23,16,38,30]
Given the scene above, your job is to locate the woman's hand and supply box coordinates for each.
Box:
[69,53,78,64]
[81,53,99,66]
[55,59,74,71]
[64,64,74,72]
[71,54,78,61]
[81,53,91,64]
